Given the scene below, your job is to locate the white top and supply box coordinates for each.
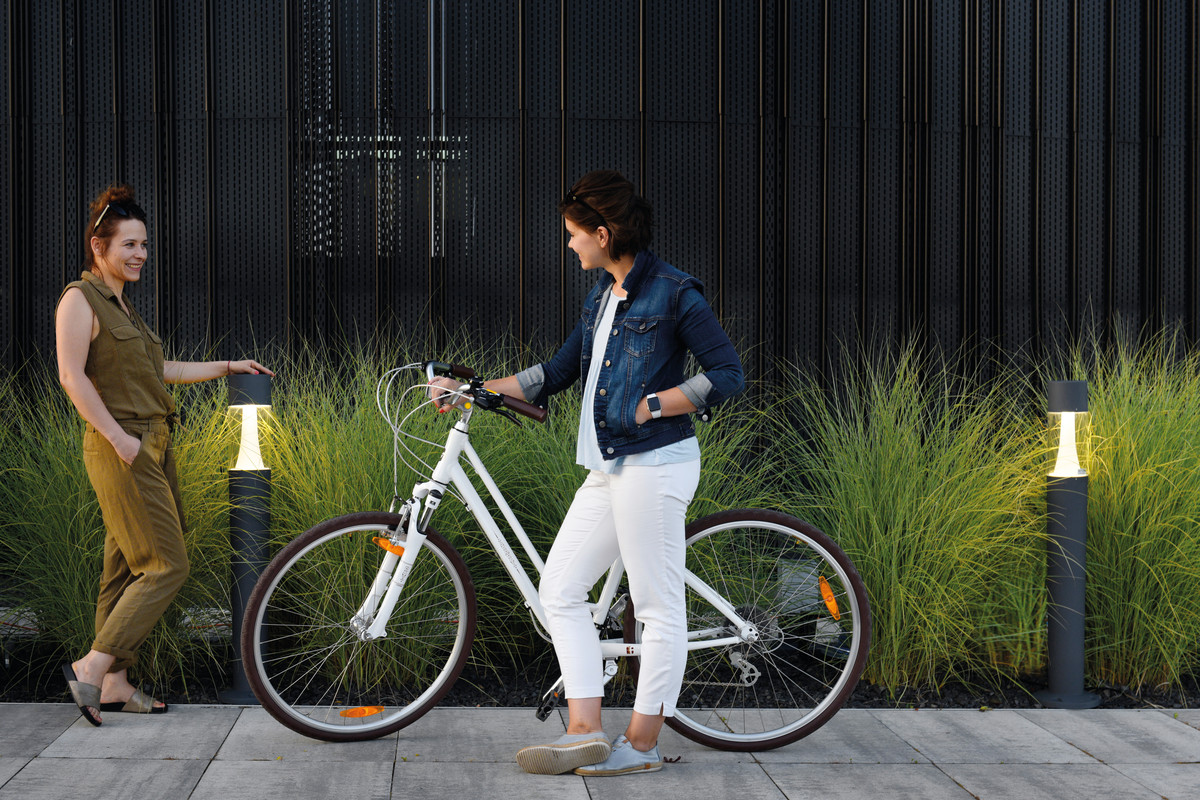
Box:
[576,288,701,473]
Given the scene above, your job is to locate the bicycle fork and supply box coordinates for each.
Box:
[349,489,440,641]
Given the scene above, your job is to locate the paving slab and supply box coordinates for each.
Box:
[945,763,1163,800]
[217,706,398,762]
[764,763,973,799]
[1113,763,1200,798]
[580,762,785,800]
[562,707,757,764]
[1017,709,1200,764]
[753,709,929,764]
[0,757,208,800]
[39,704,240,760]
[0,703,86,757]
[190,759,395,800]
[0,759,28,786]
[390,706,568,763]
[1166,708,1200,732]
[394,761,591,799]
[873,709,1094,764]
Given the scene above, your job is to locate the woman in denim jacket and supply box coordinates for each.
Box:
[434,170,743,776]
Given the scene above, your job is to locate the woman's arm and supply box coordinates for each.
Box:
[164,359,274,384]
[430,373,525,409]
[55,288,142,465]
[633,387,696,424]
[635,286,744,422]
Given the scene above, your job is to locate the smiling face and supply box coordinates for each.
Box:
[91,218,148,287]
[564,216,609,271]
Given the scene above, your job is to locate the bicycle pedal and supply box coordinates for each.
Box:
[534,690,560,721]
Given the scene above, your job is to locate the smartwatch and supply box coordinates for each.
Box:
[646,393,662,419]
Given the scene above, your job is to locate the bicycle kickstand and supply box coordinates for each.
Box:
[535,677,564,721]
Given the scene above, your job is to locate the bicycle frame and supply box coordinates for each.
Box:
[356,403,755,657]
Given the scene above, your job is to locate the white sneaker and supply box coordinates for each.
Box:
[515,732,611,775]
[573,734,663,776]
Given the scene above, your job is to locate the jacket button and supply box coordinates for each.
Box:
[598,388,607,396]
[598,420,606,428]
[604,360,611,367]
[640,322,646,330]
[611,328,619,336]
[606,447,615,455]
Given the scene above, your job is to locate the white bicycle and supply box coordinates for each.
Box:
[241,361,870,750]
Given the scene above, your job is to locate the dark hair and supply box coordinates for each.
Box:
[558,170,653,261]
[84,184,147,272]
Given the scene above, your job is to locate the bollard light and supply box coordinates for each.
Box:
[1035,380,1100,709]
[220,372,272,704]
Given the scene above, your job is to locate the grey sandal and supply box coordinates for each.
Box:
[61,663,103,726]
[100,689,168,714]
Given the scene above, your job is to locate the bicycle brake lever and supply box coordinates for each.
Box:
[495,408,523,428]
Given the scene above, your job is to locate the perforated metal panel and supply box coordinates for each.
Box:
[212,0,286,358]
[721,0,764,375]
[647,1,719,312]
[28,1,65,362]
[376,1,431,340]
[827,0,862,357]
[170,0,210,351]
[520,0,564,346]
[1111,1,1142,323]
[3,0,1198,375]
[1002,0,1035,354]
[930,0,961,349]
[2,0,13,365]
[1039,0,1071,355]
[443,0,522,347]
[1160,0,1188,326]
[867,0,901,344]
[788,0,823,372]
[1077,0,1107,339]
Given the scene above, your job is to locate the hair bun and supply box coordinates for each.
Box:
[90,183,137,216]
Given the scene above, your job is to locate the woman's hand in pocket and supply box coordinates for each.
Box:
[113,432,142,465]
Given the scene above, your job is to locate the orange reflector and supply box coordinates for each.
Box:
[818,576,841,621]
[340,706,385,718]
[373,537,405,556]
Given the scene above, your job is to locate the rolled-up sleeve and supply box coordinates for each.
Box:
[674,287,745,407]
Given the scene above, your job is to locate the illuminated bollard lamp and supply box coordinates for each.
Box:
[1035,380,1100,709]
[219,372,271,704]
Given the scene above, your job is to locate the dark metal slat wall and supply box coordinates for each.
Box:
[3,1,1199,376]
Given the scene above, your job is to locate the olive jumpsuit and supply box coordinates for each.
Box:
[58,270,189,673]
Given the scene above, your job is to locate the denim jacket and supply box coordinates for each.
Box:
[516,250,745,459]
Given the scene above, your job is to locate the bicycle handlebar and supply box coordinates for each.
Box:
[498,392,548,424]
[425,360,476,380]
[424,360,548,424]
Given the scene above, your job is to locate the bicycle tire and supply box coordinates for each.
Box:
[241,511,476,741]
[625,509,870,751]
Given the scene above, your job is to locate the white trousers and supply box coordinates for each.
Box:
[538,459,700,716]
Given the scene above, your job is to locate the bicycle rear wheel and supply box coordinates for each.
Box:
[241,511,476,741]
[626,509,870,750]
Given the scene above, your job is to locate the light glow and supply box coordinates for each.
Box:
[1050,411,1086,477]
[233,405,268,471]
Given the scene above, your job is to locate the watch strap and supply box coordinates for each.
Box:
[646,393,662,419]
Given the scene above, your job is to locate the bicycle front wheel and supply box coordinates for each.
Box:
[241,511,476,741]
[626,509,870,750]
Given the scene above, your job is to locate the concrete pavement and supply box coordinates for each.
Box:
[1,703,1198,799]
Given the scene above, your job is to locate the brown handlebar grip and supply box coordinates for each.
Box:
[448,363,476,379]
[500,394,548,423]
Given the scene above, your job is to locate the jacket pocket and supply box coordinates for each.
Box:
[622,318,658,357]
